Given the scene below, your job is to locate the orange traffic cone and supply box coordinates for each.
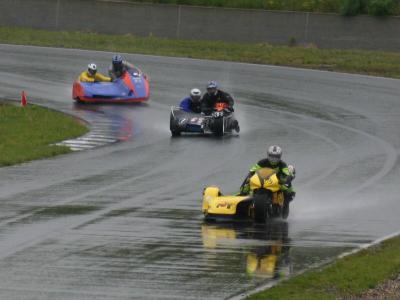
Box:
[21,91,27,107]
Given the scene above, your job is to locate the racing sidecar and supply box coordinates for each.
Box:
[170,102,239,137]
[202,168,289,223]
[72,69,150,103]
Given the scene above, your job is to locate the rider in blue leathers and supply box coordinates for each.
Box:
[179,88,202,113]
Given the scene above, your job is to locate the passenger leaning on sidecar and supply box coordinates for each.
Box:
[179,88,202,113]
[108,54,137,81]
[239,145,296,202]
[79,63,111,83]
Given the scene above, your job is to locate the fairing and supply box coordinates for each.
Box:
[72,71,150,103]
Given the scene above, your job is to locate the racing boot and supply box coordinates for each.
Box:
[282,191,295,219]
[282,198,290,219]
[232,119,240,133]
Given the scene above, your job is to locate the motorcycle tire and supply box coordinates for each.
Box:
[171,130,181,137]
[170,113,181,137]
[254,194,270,223]
[212,117,224,137]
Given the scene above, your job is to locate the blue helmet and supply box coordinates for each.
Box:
[207,81,218,89]
[112,54,123,64]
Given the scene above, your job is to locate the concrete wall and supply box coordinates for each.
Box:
[1,0,399,51]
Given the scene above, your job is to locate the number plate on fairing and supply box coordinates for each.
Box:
[189,117,204,125]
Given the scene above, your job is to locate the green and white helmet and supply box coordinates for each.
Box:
[267,145,282,164]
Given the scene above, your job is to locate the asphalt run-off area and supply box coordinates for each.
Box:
[0,44,399,299]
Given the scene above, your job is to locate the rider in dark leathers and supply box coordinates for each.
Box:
[200,81,234,115]
[200,81,239,132]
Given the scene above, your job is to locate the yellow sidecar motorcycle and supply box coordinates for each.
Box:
[202,167,289,223]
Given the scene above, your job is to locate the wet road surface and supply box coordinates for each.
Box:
[0,44,399,299]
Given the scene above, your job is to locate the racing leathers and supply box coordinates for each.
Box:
[239,158,295,201]
[200,90,234,115]
[78,71,111,83]
[108,61,137,81]
[179,97,202,113]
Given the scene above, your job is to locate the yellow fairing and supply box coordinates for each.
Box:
[249,168,281,192]
[202,186,220,213]
[205,195,249,215]
[202,187,249,215]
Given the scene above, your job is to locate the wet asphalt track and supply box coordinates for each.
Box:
[0,44,400,299]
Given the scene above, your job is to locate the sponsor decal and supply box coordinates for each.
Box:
[189,117,203,125]
[216,201,232,209]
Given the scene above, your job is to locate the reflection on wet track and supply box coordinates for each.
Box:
[57,104,139,150]
[202,221,292,280]
[0,45,399,299]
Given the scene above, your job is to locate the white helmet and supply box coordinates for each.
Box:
[190,88,201,102]
[88,63,97,75]
[267,145,282,165]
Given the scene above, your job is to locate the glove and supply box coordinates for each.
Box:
[202,108,212,115]
[223,108,231,114]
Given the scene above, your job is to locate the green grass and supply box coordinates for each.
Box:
[0,102,88,166]
[2,26,400,79]
[125,0,400,15]
[247,236,400,300]
[129,0,342,12]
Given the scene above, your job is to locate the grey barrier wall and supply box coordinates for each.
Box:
[0,0,399,51]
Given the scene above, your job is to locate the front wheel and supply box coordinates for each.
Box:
[253,193,271,223]
[211,117,224,136]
